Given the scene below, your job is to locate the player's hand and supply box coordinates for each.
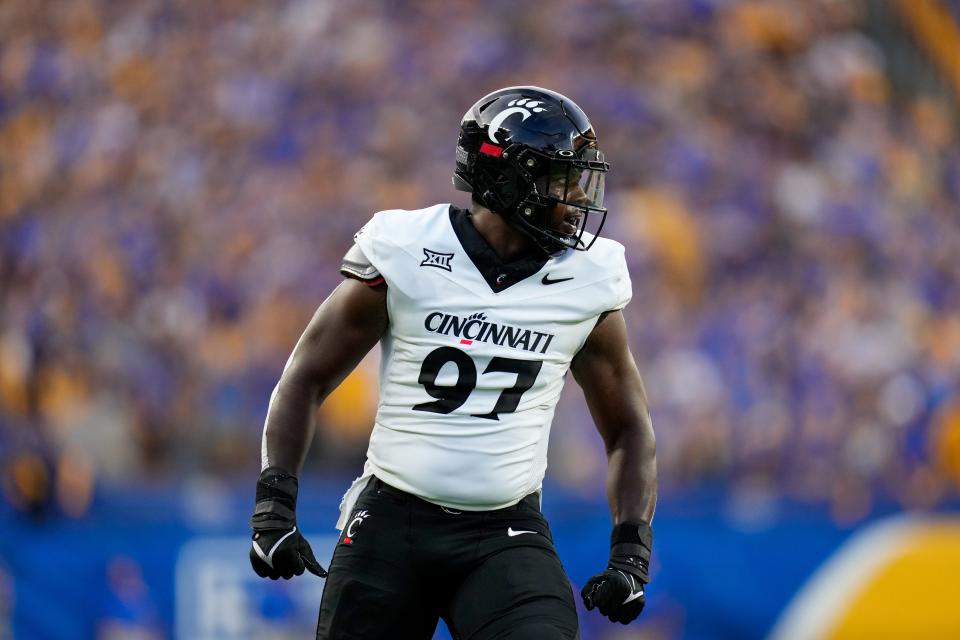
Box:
[250,524,325,579]
[249,467,327,580]
[581,521,652,625]
[582,567,646,624]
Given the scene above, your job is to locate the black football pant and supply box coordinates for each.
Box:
[316,477,579,639]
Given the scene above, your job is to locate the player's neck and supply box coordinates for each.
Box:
[468,206,537,263]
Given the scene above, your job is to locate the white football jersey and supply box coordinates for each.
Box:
[335,203,631,527]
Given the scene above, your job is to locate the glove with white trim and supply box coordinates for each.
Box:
[249,467,326,580]
[581,521,652,624]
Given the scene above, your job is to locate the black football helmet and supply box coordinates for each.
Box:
[453,86,609,255]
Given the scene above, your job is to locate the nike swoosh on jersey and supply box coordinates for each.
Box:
[507,527,538,537]
[541,274,574,285]
[252,527,298,568]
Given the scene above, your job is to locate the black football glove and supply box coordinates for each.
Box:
[249,467,326,580]
[581,521,652,625]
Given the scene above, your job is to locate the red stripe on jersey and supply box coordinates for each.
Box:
[460,339,473,345]
[479,142,503,157]
[363,277,385,287]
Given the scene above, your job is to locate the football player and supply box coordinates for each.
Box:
[250,86,657,639]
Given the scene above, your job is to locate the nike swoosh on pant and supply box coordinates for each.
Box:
[507,527,538,537]
[252,527,298,568]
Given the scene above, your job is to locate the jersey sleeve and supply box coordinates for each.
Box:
[606,243,633,312]
[346,206,437,292]
[352,214,380,262]
[343,213,387,285]
[340,242,383,286]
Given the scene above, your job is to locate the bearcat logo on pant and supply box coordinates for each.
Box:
[342,510,370,545]
[424,311,556,354]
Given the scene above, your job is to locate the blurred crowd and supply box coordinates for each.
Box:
[1,0,959,523]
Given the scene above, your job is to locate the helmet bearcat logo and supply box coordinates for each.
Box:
[487,99,549,143]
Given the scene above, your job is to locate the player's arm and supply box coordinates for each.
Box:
[571,310,657,624]
[261,277,387,474]
[250,267,387,581]
[571,310,656,524]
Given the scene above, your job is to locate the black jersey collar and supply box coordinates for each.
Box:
[449,206,548,293]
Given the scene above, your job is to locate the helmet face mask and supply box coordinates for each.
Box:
[453,86,610,256]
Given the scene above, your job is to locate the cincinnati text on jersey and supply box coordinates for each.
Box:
[424,311,555,355]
